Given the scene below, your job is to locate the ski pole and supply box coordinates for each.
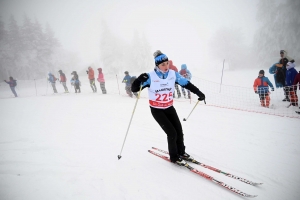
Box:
[116,74,120,95]
[118,85,142,160]
[34,79,37,96]
[46,77,49,95]
[183,99,206,121]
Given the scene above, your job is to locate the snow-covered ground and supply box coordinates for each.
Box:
[0,69,299,200]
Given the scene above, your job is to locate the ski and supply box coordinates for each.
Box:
[152,147,263,186]
[148,150,257,198]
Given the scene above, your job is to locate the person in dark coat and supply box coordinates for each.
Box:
[4,77,18,97]
[71,71,81,93]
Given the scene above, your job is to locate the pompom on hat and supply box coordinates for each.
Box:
[153,50,168,66]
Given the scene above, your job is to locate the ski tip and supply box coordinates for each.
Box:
[252,183,263,186]
[117,155,122,160]
[245,194,258,198]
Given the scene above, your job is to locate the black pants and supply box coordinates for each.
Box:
[150,106,185,162]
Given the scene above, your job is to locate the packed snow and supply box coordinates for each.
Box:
[0,69,299,200]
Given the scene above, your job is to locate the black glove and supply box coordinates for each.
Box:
[255,91,258,94]
[271,88,274,91]
[197,91,205,101]
[86,70,88,74]
[137,73,149,82]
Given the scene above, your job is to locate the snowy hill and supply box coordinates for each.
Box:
[0,69,299,200]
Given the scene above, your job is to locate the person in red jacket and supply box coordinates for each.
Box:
[169,60,181,98]
[58,70,69,93]
[253,70,274,108]
[97,68,107,94]
[86,67,97,93]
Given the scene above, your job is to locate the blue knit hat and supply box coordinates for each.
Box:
[153,50,168,66]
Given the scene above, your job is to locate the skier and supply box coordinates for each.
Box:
[48,72,58,93]
[179,64,192,99]
[285,62,298,107]
[58,70,69,93]
[71,71,81,93]
[169,60,181,98]
[4,76,18,97]
[97,68,107,94]
[131,50,206,165]
[122,71,134,97]
[253,70,274,108]
[87,67,97,93]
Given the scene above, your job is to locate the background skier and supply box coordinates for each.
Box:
[48,72,58,93]
[58,70,68,93]
[87,67,97,93]
[97,68,107,94]
[4,76,18,97]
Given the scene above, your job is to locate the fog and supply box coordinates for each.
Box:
[0,0,299,80]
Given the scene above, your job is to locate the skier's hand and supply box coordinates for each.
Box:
[197,91,205,101]
[86,70,88,74]
[255,91,258,94]
[137,73,149,83]
[271,88,274,91]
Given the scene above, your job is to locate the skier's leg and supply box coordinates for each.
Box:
[165,106,185,156]
[10,87,18,97]
[266,94,270,107]
[150,107,179,162]
[175,84,181,98]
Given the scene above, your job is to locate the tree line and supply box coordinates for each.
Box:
[0,14,79,80]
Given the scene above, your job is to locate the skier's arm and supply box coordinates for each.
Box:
[266,78,274,90]
[131,73,150,92]
[253,79,259,92]
[175,72,205,100]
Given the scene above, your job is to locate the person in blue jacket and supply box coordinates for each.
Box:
[48,72,58,93]
[122,71,134,97]
[4,77,18,97]
[285,62,298,106]
[131,50,205,165]
[179,64,192,99]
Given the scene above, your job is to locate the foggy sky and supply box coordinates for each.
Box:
[0,0,259,67]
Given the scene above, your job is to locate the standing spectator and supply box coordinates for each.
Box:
[58,70,69,93]
[169,60,181,98]
[122,71,134,97]
[48,72,58,93]
[253,70,274,108]
[71,71,81,93]
[86,67,97,93]
[4,76,18,97]
[293,70,300,109]
[179,64,192,99]
[285,62,298,107]
[97,68,107,94]
[275,50,294,101]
